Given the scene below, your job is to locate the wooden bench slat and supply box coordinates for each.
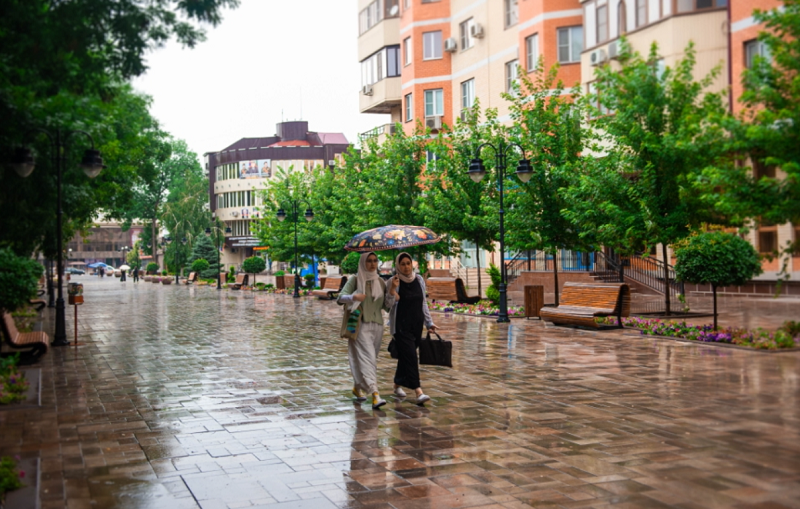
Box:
[540,282,630,329]
[427,277,480,304]
[310,276,347,299]
[2,312,49,360]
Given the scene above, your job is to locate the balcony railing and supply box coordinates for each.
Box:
[359,123,397,143]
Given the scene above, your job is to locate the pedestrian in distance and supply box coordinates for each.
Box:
[120,269,126,282]
[99,267,105,278]
[132,266,139,283]
[337,252,390,409]
[386,252,437,405]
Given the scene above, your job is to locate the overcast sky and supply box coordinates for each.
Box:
[132,1,389,162]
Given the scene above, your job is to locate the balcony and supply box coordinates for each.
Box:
[359,123,397,145]
[359,77,401,114]
[358,8,400,61]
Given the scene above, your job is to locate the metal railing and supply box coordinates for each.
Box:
[358,123,396,143]
[507,250,598,285]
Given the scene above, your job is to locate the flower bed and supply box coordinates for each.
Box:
[0,355,29,405]
[597,316,800,350]
[429,300,526,318]
[0,455,25,503]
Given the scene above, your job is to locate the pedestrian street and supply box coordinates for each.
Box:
[2,276,799,509]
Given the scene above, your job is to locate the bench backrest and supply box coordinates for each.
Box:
[560,282,630,314]
[235,274,248,285]
[426,277,459,301]
[324,276,347,290]
[454,278,474,301]
[2,312,19,340]
[188,272,197,281]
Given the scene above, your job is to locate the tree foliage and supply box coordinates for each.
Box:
[0,248,43,312]
[242,256,266,285]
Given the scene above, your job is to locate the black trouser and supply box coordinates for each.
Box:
[393,329,421,390]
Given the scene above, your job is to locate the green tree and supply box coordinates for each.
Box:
[565,40,735,314]
[191,259,210,274]
[485,263,502,305]
[190,234,221,279]
[242,256,266,286]
[126,240,142,270]
[340,252,360,275]
[506,64,590,305]
[0,249,43,312]
[421,105,500,296]
[674,232,762,330]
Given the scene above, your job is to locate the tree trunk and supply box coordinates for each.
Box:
[662,243,671,315]
[553,249,560,307]
[712,283,718,331]
[476,244,482,298]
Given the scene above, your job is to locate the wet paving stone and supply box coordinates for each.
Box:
[1,277,799,508]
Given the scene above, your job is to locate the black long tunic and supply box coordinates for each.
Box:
[393,278,425,389]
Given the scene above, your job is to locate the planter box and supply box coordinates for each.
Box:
[161,279,173,285]
[151,277,161,283]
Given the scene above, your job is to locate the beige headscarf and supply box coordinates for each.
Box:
[352,252,382,310]
[395,252,416,283]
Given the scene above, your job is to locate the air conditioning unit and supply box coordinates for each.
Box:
[362,84,374,96]
[425,116,443,130]
[231,211,239,217]
[590,49,608,66]
[607,41,620,60]
[327,159,335,167]
[470,23,484,38]
[444,37,458,53]
[459,109,469,122]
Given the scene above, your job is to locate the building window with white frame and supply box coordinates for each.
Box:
[745,39,771,68]
[459,18,474,50]
[635,0,646,27]
[405,93,413,122]
[505,59,519,94]
[597,5,608,43]
[423,31,442,60]
[504,0,518,28]
[618,0,628,35]
[557,26,583,63]
[526,33,539,71]
[404,37,412,65]
[461,79,475,110]
[424,89,444,117]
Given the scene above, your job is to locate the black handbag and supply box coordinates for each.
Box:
[387,338,399,359]
[418,331,452,368]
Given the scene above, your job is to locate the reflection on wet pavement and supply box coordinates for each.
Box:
[1,277,799,508]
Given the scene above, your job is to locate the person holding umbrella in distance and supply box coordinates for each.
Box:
[385,252,437,405]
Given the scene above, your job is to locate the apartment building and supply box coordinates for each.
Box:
[205,120,350,267]
[358,0,798,283]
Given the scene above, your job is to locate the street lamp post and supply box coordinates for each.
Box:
[10,128,105,346]
[206,218,231,290]
[276,197,314,298]
[468,141,532,323]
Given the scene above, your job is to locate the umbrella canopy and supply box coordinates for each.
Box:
[344,225,440,252]
[119,264,131,271]
[87,262,104,268]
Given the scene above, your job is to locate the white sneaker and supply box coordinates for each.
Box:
[394,387,407,398]
[416,394,431,405]
[372,394,387,409]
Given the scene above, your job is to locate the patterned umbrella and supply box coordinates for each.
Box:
[344,225,441,252]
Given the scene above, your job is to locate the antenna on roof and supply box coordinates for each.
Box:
[300,87,303,120]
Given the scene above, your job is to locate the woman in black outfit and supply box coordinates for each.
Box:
[386,252,437,404]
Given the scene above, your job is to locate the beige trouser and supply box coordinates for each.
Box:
[348,321,383,395]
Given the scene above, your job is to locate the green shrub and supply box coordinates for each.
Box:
[341,252,360,274]
[146,262,159,274]
[485,263,501,305]
[191,259,210,273]
[274,270,285,277]
[0,455,24,497]
[0,248,43,313]
[227,266,236,283]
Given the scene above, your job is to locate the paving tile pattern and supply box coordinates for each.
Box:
[1,278,799,508]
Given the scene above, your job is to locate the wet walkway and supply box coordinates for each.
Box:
[2,277,799,509]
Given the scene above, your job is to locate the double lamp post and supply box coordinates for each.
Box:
[276,194,314,298]
[11,128,105,346]
[205,217,231,290]
[468,140,532,323]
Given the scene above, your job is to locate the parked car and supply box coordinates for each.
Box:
[65,267,85,275]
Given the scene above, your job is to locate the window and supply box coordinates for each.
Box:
[359,0,399,35]
[753,159,776,180]
[759,230,777,254]
[557,26,583,63]
[635,0,646,28]
[597,5,608,43]
[794,227,800,256]
[405,93,413,121]
[505,59,519,94]
[525,33,539,71]
[461,79,475,110]
[424,89,444,117]
[423,31,442,60]
[505,0,518,28]
[460,18,474,50]
[677,0,726,13]
[360,45,401,87]
[404,37,412,65]
[745,39,771,68]
[587,82,610,117]
[426,149,439,170]
[618,1,628,35]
